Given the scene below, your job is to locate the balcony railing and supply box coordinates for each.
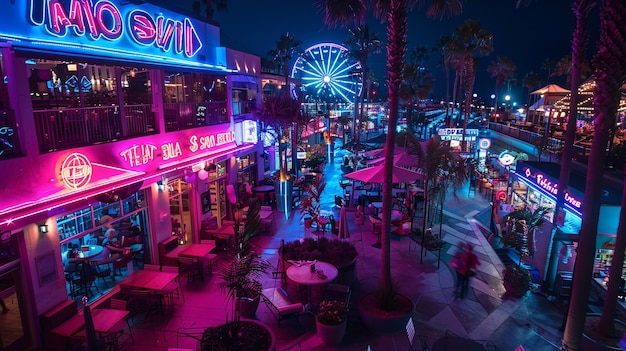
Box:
[164,101,228,132]
[34,104,156,153]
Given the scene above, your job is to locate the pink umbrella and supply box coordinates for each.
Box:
[338,206,350,240]
[344,164,424,184]
[367,152,419,167]
[362,147,408,158]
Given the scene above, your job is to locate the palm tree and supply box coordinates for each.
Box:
[550,0,594,294]
[553,55,593,88]
[448,19,493,148]
[268,33,302,96]
[434,35,454,123]
[268,33,303,178]
[521,71,542,107]
[502,206,551,265]
[540,58,556,84]
[487,56,517,118]
[253,95,304,181]
[317,0,465,309]
[562,0,626,349]
[400,63,434,134]
[344,25,382,207]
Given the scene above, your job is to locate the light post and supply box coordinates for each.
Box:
[490,94,496,121]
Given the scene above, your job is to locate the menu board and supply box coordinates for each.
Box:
[201,191,211,214]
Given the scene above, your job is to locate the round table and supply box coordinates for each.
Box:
[77,245,104,260]
[431,336,486,351]
[287,261,338,308]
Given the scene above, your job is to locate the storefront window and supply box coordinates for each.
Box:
[168,179,193,243]
[163,72,226,103]
[57,189,148,249]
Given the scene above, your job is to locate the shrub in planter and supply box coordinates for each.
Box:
[281,237,358,269]
[200,320,275,351]
[502,264,532,298]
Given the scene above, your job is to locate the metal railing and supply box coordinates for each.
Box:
[34,104,156,153]
[163,101,228,132]
[0,109,20,159]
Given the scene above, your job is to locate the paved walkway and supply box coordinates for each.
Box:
[123,140,565,351]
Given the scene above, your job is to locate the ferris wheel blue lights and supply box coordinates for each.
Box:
[291,43,363,103]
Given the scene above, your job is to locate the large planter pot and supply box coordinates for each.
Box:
[359,293,414,333]
[238,295,260,319]
[201,319,276,351]
[581,314,626,351]
[274,180,294,212]
[316,318,347,345]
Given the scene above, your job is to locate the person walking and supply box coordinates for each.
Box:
[451,242,480,299]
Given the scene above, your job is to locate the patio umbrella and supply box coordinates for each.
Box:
[362,147,408,158]
[344,164,424,184]
[367,152,419,168]
[338,206,350,240]
[82,296,98,351]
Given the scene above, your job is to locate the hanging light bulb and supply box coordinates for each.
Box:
[197,169,208,180]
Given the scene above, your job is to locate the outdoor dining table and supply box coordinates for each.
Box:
[253,185,275,204]
[50,308,129,338]
[178,243,216,278]
[118,269,178,292]
[286,261,338,309]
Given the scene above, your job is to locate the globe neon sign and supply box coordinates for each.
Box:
[29,0,202,58]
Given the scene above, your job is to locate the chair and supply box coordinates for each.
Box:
[328,215,338,236]
[261,287,303,325]
[85,237,99,245]
[178,257,200,282]
[260,206,276,235]
[127,288,163,317]
[354,205,364,225]
[199,240,218,276]
[108,298,134,344]
[160,265,185,309]
[89,259,114,285]
[334,195,344,210]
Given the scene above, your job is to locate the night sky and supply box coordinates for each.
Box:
[207,0,601,106]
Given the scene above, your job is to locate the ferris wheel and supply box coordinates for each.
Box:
[291,43,363,104]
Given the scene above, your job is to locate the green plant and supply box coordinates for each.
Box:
[219,200,270,309]
[281,237,358,268]
[299,175,326,227]
[502,264,532,297]
[317,300,348,326]
[201,320,272,351]
[422,230,445,251]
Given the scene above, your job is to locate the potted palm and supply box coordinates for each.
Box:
[502,264,532,298]
[316,300,348,345]
[299,175,326,228]
[218,201,270,318]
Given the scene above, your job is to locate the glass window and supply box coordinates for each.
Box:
[163,72,226,103]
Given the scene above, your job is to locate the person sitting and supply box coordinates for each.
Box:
[94,228,125,261]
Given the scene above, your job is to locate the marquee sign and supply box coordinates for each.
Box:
[519,166,582,210]
[60,152,92,189]
[119,130,236,168]
[0,0,222,70]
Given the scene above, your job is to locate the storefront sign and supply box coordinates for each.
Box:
[478,138,491,150]
[1,1,219,70]
[438,128,479,136]
[60,152,92,189]
[520,167,582,210]
[119,130,236,167]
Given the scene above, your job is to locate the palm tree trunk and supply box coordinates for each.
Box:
[562,0,626,348]
[380,0,407,296]
[450,71,459,127]
[598,177,626,336]
[547,0,592,287]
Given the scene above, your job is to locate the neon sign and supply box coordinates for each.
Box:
[60,152,92,189]
[29,0,202,57]
[521,167,582,210]
[119,131,236,167]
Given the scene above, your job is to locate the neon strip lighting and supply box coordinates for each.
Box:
[0,33,232,72]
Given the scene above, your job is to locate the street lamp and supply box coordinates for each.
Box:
[490,94,496,120]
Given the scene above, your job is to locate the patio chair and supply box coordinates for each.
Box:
[199,240,218,276]
[261,287,303,325]
[161,265,185,305]
[108,298,134,344]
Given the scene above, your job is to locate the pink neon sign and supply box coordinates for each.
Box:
[119,131,236,168]
[31,0,202,57]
